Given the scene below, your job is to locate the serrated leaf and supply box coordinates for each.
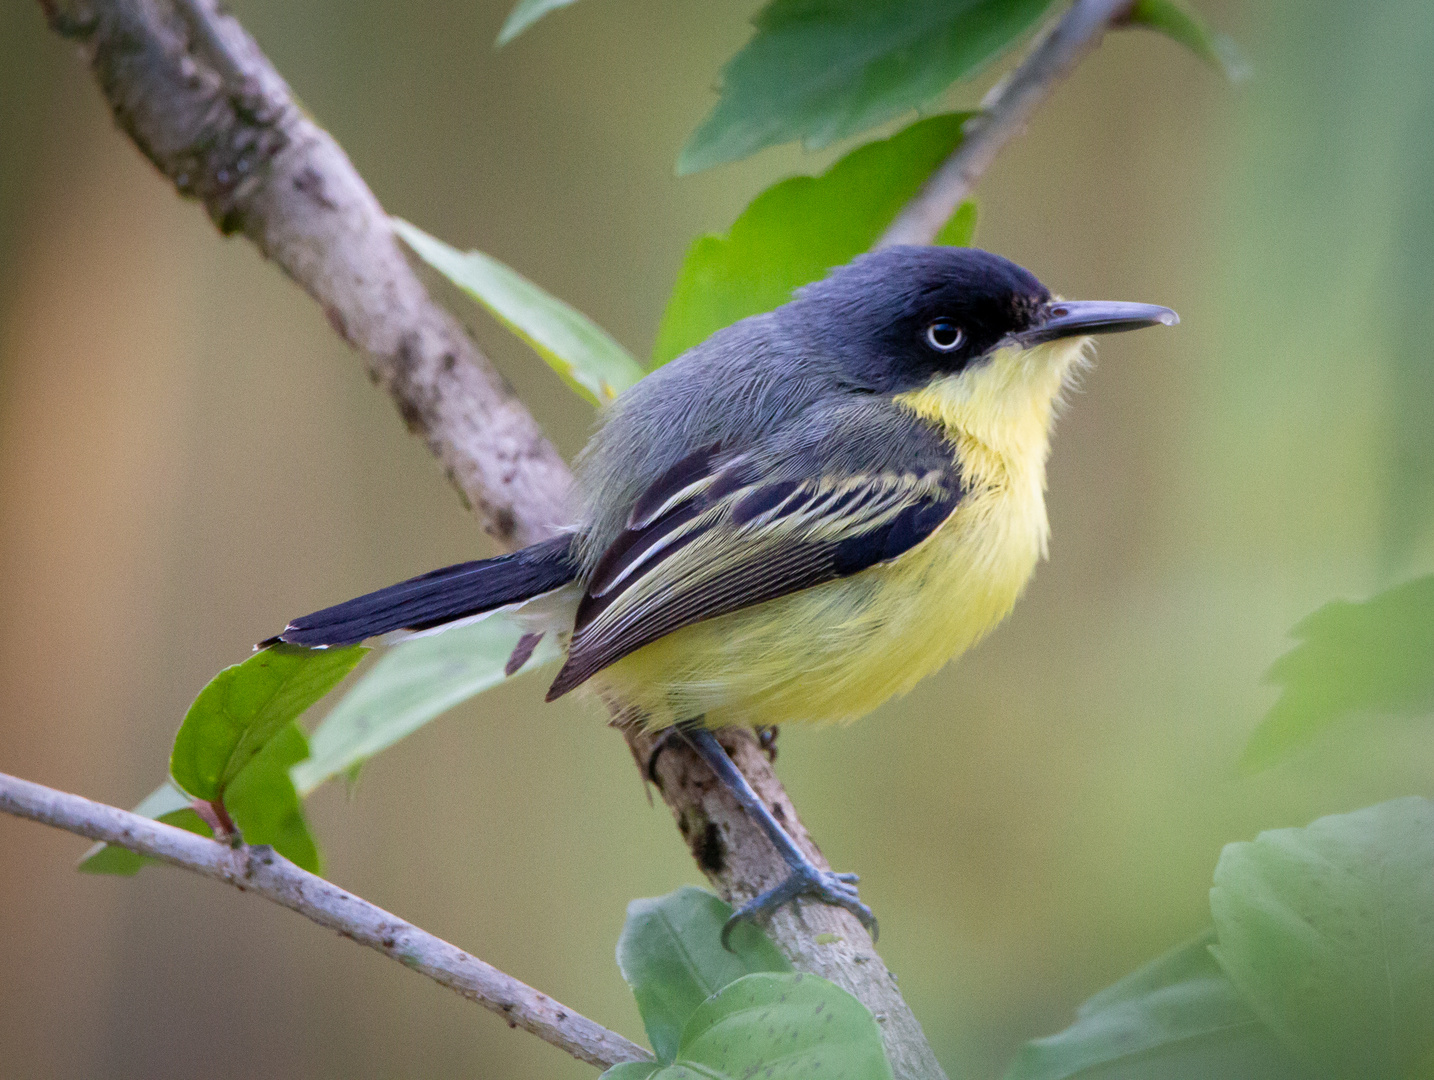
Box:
[393,217,644,404]
[1210,797,1434,1079]
[678,0,1053,174]
[495,0,583,45]
[1127,0,1249,82]
[224,722,320,872]
[617,886,791,1062]
[655,113,976,365]
[657,972,893,1080]
[1004,931,1306,1080]
[1242,575,1434,770]
[169,644,366,803]
[292,615,559,795]
[78,780,212,875]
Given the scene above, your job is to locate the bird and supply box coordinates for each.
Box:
[262,245,1177,942]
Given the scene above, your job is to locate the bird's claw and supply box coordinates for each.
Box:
[721,864,878,950]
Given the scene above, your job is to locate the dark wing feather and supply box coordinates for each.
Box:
[547,405,963,699]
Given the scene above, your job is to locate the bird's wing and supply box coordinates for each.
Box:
[547,401,964,698]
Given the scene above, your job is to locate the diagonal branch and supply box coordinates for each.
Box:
[0,771,651,1069]
[878,0,1135,247]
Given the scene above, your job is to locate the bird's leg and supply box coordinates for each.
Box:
[679,725,877,948]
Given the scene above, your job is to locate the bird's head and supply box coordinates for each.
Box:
[787,245,1177,449]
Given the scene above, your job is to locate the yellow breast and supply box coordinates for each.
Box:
[588,338,1089,730]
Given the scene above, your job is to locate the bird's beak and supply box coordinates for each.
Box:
[1016,300,1179,346]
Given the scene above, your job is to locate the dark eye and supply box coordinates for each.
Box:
[925,320,965,353]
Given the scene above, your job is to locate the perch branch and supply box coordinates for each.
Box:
[0,771,651,1069]
[878,0,1135,247]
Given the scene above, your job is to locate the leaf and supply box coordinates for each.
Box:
[597,1065,659,1080]
[678,0,1053,174]
[81,727,323,876]
[1209,797,1434,1079]
[291,615,559,795]
[77,781,212,875]
[1242,575,1434,770]
[223,722,320,872]
[1004,931,1307,1080]
[653,972,893,1080]
[655,113,976,365]
[169,644,366,804]
[1126,0,1249,82]
[393,217,644,404]
[617,886,791,1062]
[495,0,583,45]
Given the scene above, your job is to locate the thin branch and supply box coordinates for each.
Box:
[878,0,1135,247]
[0,771,651,1070]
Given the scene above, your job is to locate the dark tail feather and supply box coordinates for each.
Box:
[261,534,577,648]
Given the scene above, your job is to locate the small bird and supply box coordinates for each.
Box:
[264,246,1176,940]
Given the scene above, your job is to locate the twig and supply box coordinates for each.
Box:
[878,0,1135,247]
[0,771,652,1070]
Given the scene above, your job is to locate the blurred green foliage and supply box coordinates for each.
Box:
[1243,575,1434,770]
[1005,932,1304,1079]
[294,614,560,793]
[1211,798,1434,1079]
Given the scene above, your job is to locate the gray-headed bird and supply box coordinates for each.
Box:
[263,245,1177,940]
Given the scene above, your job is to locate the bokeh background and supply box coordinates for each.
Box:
[3,0,1433,1077]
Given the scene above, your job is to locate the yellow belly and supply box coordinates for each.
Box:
[586,471,1048,730]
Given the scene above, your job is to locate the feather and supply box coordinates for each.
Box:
[547,402,964,699]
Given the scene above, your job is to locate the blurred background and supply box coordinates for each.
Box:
[3,0,1433,1077]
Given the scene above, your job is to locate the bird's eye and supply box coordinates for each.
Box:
[925,320,965,352]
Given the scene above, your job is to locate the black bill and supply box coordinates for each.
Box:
[1017,300,1179,345]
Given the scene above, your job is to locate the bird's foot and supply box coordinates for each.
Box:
[722,861,877,949]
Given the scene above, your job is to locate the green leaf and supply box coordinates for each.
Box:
[223,722,320,872]
[292,615,559,795]
[1210,797,1434,1079]
[1126,0,1249,82]
[81,728,323,877]
[77,781,212,875]
[617,886,791,1062]
[1004,931,1307,1079]
[169,644,366,803]
[655,113,976,365]
[651,972,892,1080]
[495,0,582,45]
[393,217,644,404]
[678,0,1053,174]
[597,1064,659,1080]
[1242,575,1434,770]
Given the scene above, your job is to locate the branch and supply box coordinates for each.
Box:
[878,0,1135,247]
[42,0,569,547]
[0,771,651,1069]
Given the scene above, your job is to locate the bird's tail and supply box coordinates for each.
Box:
[261,534,578,648]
